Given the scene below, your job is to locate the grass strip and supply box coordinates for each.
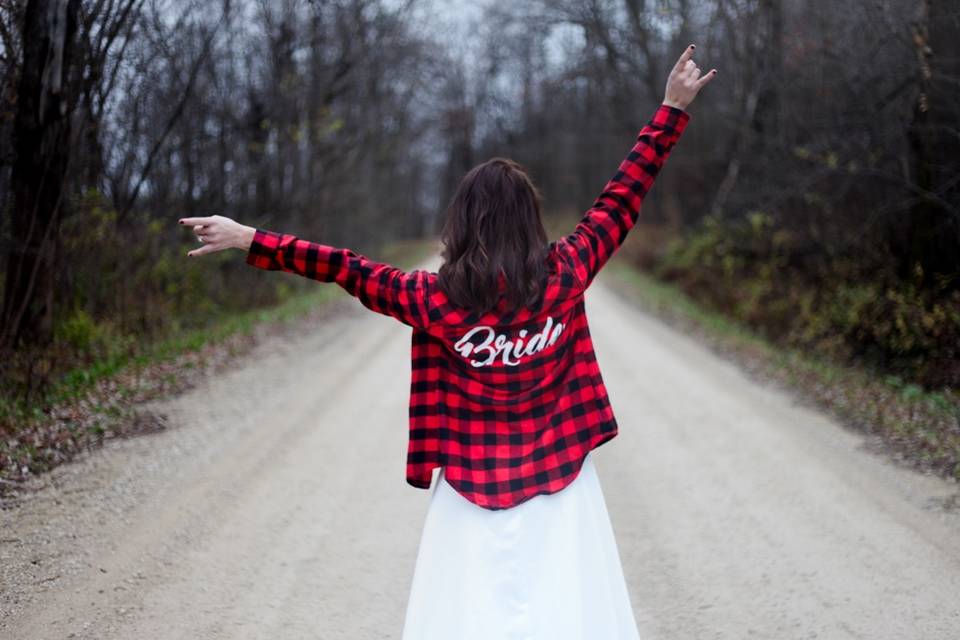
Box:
[604,259,960,483]
[0,238,437,492]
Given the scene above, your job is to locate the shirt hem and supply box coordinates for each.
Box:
[412,427,619,510]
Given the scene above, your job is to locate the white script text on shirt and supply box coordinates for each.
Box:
[453,315,565,367]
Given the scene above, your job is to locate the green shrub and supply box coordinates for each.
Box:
[653,213,960,389]
[57,308,98,353]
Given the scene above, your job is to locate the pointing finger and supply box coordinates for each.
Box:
[179,216,216,226]
[672,44,696,74]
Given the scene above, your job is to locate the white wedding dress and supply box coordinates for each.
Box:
[400,451,642,640]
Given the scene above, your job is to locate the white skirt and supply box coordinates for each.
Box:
[401,452,642,640]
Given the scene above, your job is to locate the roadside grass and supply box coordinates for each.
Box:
[0,238,437,492]
[603,258,960,484]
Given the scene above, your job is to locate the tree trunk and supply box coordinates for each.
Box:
[1,0,81,349]
[902,0,960,283]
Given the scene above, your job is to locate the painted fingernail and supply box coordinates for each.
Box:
[691,44,695,49]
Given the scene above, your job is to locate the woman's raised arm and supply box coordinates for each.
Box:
[555,44,716,290]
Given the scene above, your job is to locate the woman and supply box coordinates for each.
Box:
[180,44,715,639]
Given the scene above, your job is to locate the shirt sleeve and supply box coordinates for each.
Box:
[556,103,691,290]
[245,228,433,330]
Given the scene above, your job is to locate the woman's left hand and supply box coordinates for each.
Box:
[662,44,717,111]
[178,215,255,257]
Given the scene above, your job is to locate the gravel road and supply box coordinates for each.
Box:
[3,255,960,639]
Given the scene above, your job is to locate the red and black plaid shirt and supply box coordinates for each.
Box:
[246,103,691,509]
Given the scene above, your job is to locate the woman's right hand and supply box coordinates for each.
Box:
[178,214,256,257]
[663,44,717,111]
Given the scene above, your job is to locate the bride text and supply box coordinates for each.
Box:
[453,315,565,367]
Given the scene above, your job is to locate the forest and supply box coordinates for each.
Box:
[1,0,958,482]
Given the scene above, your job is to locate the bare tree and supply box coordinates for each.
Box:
[1,0,81,349]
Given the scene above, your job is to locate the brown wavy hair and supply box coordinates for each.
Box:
[437,157,549,317]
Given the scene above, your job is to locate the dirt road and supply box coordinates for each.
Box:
[3,255,960,639]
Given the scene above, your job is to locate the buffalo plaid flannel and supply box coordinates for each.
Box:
[245,103,691,509]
